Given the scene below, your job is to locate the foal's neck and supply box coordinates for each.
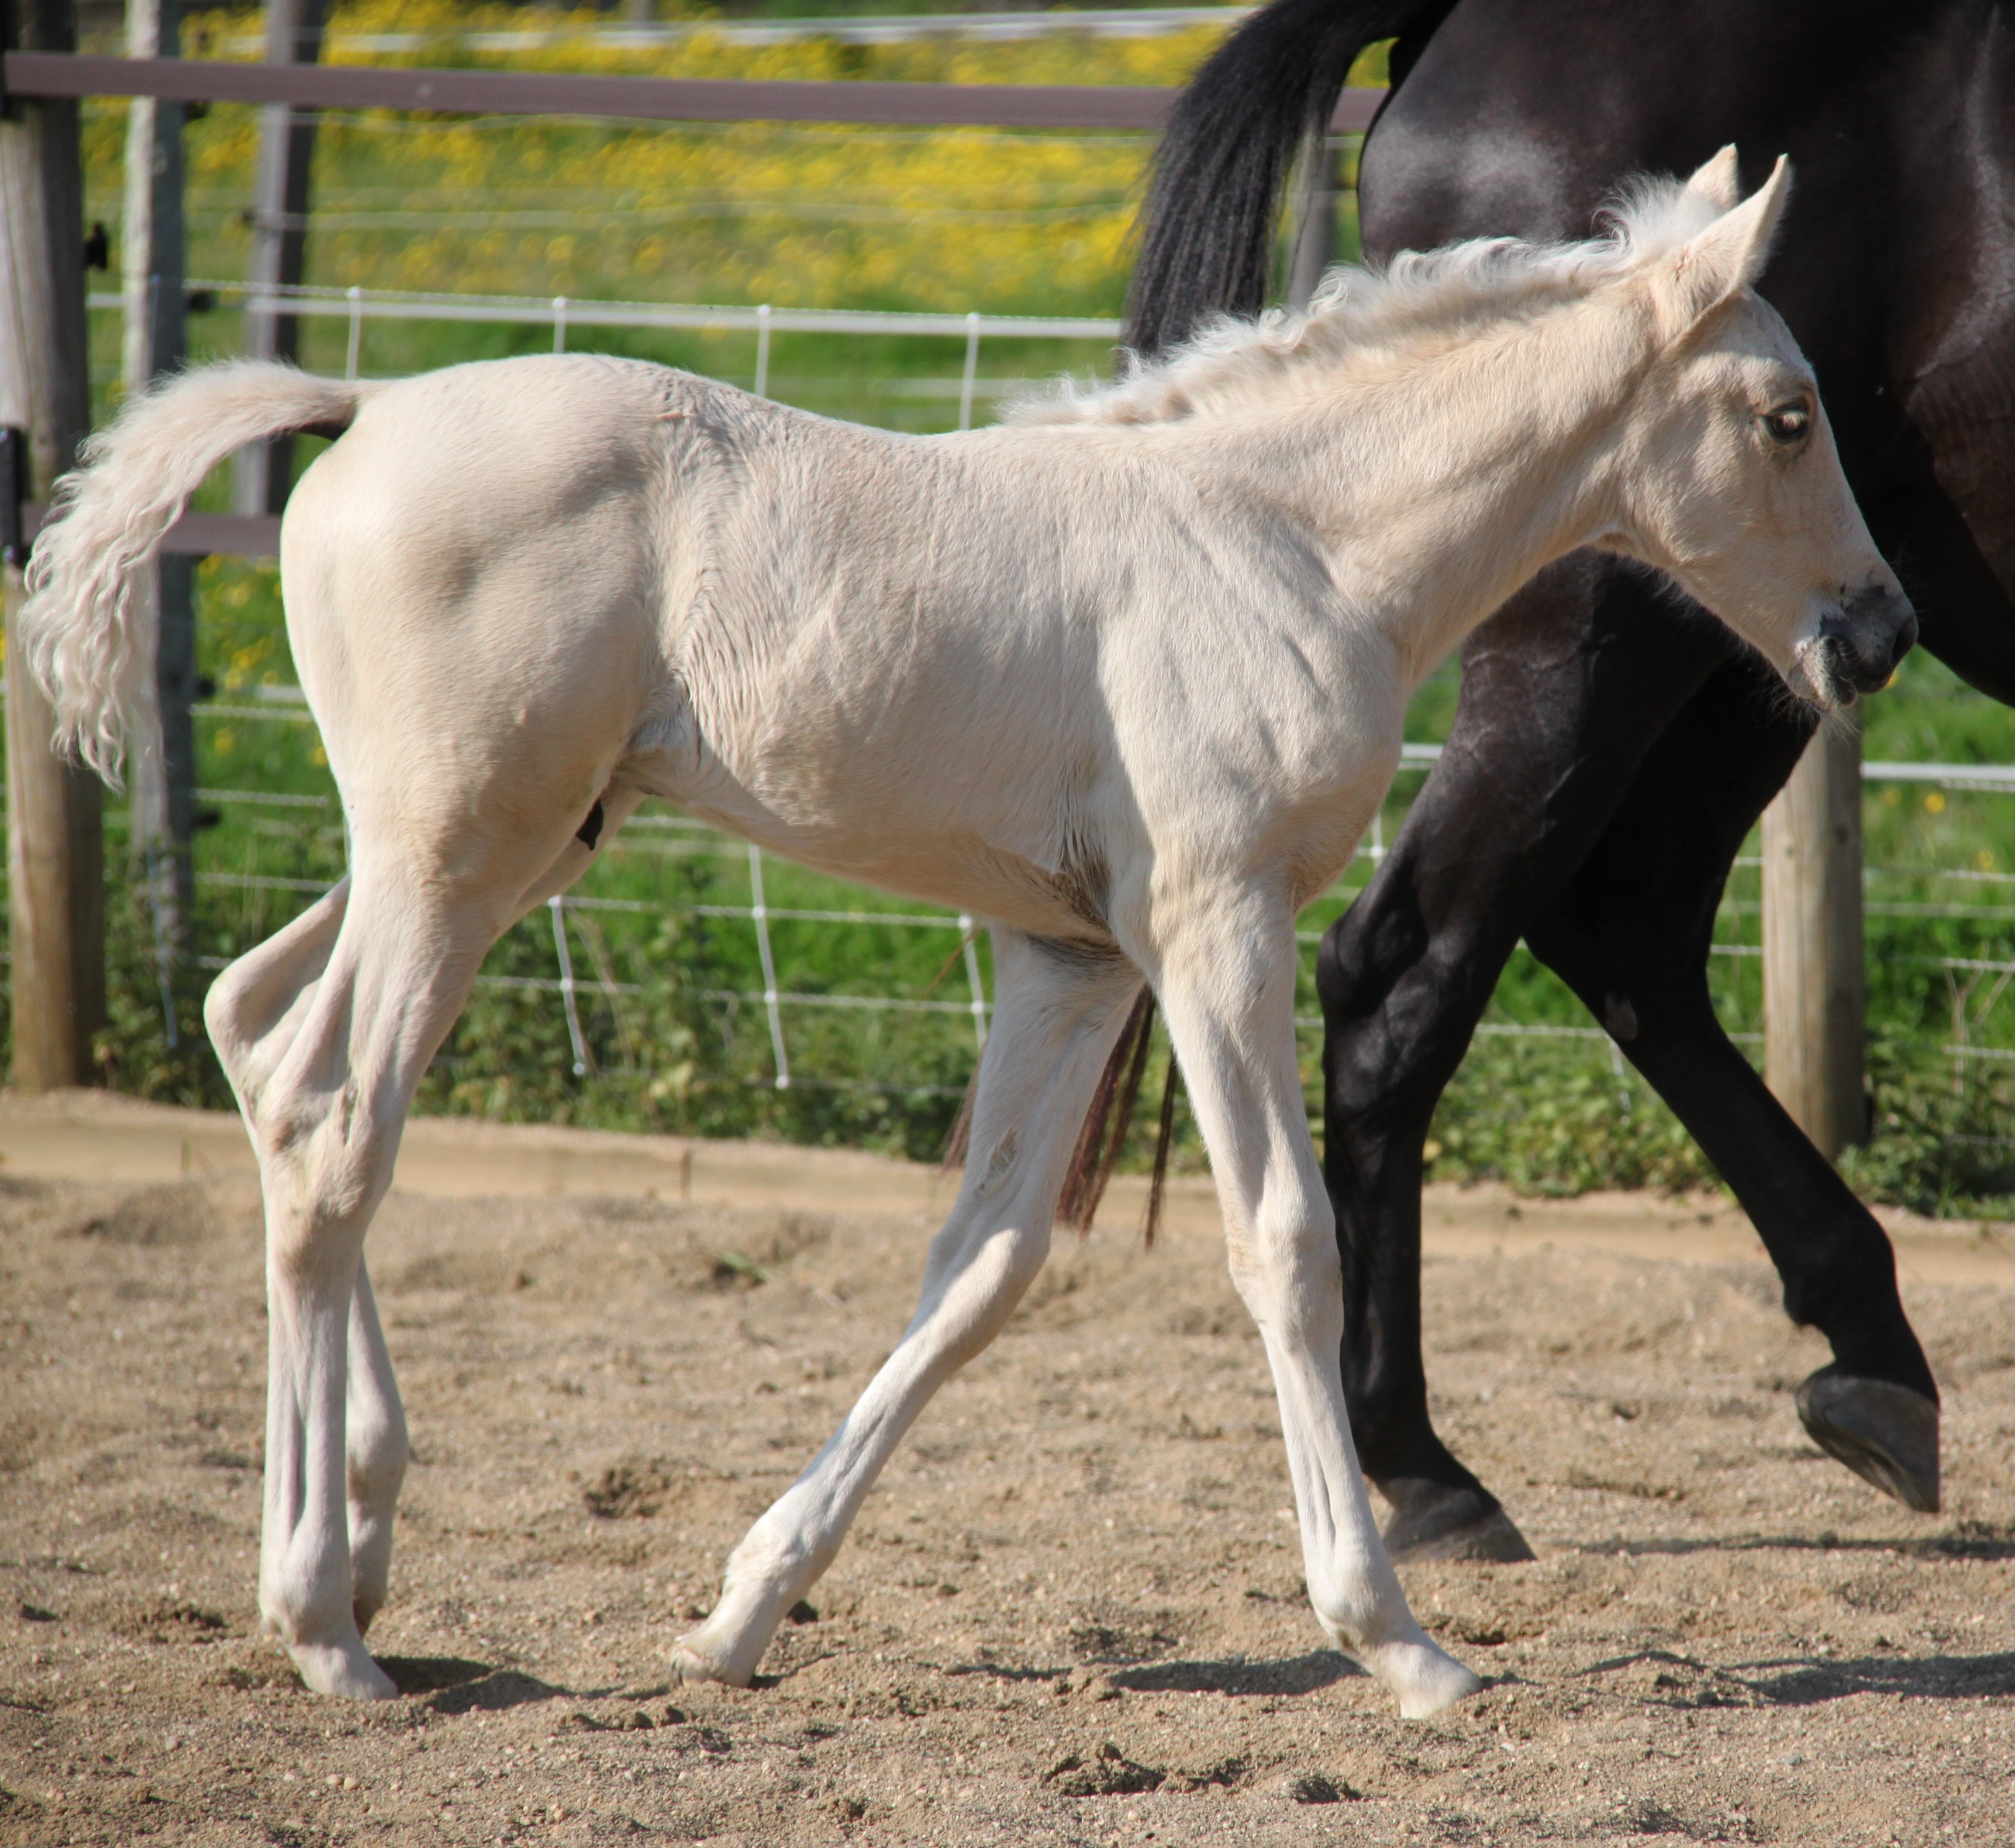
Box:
[1219,295,1651,688]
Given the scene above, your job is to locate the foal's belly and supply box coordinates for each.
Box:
[639,626,1401,950]
[640,679,1122,945]
[677,800,1115,947]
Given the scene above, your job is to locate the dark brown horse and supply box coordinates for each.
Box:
[1120,0,2015,1559]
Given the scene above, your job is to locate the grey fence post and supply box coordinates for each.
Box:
[123,0,196,1034]
[1286,134,1339,311]
[234,0,326,515]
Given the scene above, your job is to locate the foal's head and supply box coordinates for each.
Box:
[1038,145,1910,708]
[1602,148,1914,707]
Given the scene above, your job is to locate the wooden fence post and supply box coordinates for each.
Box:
[123,0,198,952]
[1762,713,1866,1158]
[2,0,106,1089]
[233,0,325,514]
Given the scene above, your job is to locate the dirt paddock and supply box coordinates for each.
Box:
[2,1141,2012,1846]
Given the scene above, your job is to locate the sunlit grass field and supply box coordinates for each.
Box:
[9,4,2010,1207]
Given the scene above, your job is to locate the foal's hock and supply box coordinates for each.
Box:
[22,148,1908,1719]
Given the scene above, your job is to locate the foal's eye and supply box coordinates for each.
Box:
[1762,403,1811,445]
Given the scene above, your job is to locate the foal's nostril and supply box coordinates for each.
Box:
[1887,609,1919,675]
[1823,590,1917,697]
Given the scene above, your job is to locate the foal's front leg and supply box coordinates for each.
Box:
[674,931,1140,1687]
[1144,891,1482,1719]
[346,1261,409,1633]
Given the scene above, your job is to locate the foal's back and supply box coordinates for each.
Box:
[284,353,1362,933]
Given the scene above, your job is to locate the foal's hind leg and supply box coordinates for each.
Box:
[1142,889,1480,1718]
[205,886,412,1638]
[673,931,1140,1687]
[348,785,639,1628]
[207,863,511,1697]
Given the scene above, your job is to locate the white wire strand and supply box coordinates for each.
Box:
[344,285,363,380]
[958,914,988,1049]
[549,895,589,1076]
[747,844,791,1089]
[957,312,981,431]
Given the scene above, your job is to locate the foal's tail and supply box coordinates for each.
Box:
[21,361,374,785]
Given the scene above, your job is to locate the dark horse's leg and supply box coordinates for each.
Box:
[1324,558,1941,1559]
[1321,555,1733,1559]
[1523,658,1938,1515]
[1496,471,2015,1528]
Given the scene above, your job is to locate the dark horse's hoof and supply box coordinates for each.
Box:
[1795,1366,1940,1513]
[1378,1478,1538,1564]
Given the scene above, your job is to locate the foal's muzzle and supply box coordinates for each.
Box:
[1809,586,1917,704]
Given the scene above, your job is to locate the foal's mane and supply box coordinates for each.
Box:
[1015,173,1721,428]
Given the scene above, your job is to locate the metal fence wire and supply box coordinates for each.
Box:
[25,281,2015,1112]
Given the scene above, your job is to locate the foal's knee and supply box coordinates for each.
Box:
[916,1205,1053,1369]
[1227,1193,1343,1338]
[968,1215,1053,1315]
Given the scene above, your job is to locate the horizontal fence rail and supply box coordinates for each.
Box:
[4,51,1388,133]
[112,279,1127,345]
[222,9,1268,54]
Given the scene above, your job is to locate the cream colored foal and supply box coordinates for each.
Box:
[22,148,1910,1718]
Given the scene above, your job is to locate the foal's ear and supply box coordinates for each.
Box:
[1660,154,1792,333]
[1682,144,1741,212]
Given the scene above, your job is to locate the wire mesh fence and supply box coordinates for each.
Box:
[20,54,2015,1194]
[124,692,2015,1108]
[12,276,2015,1192]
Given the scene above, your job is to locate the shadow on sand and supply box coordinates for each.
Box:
[1571,1528,2015,1564]
[1582,1645,2015,1707]
[378,1656,573,1714]
[1736,1652,2015,1705]
[1111,1650,1365,1697]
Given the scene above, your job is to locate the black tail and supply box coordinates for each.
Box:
[1071,0,1450,1234]
[1058,988,1156,1235]
[1124,0,1447,356]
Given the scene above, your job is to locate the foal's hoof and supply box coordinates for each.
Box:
[1379,1478,1537,1564]
[1795,1366,1940,1513]
[290,1638,397,1701]
[1361,1634,1485,1719]
[670,1637,745,1687]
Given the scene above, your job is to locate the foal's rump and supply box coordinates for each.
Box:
[278,356,678,853]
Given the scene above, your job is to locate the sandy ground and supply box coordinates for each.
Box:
[1,1160,2012,1847]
